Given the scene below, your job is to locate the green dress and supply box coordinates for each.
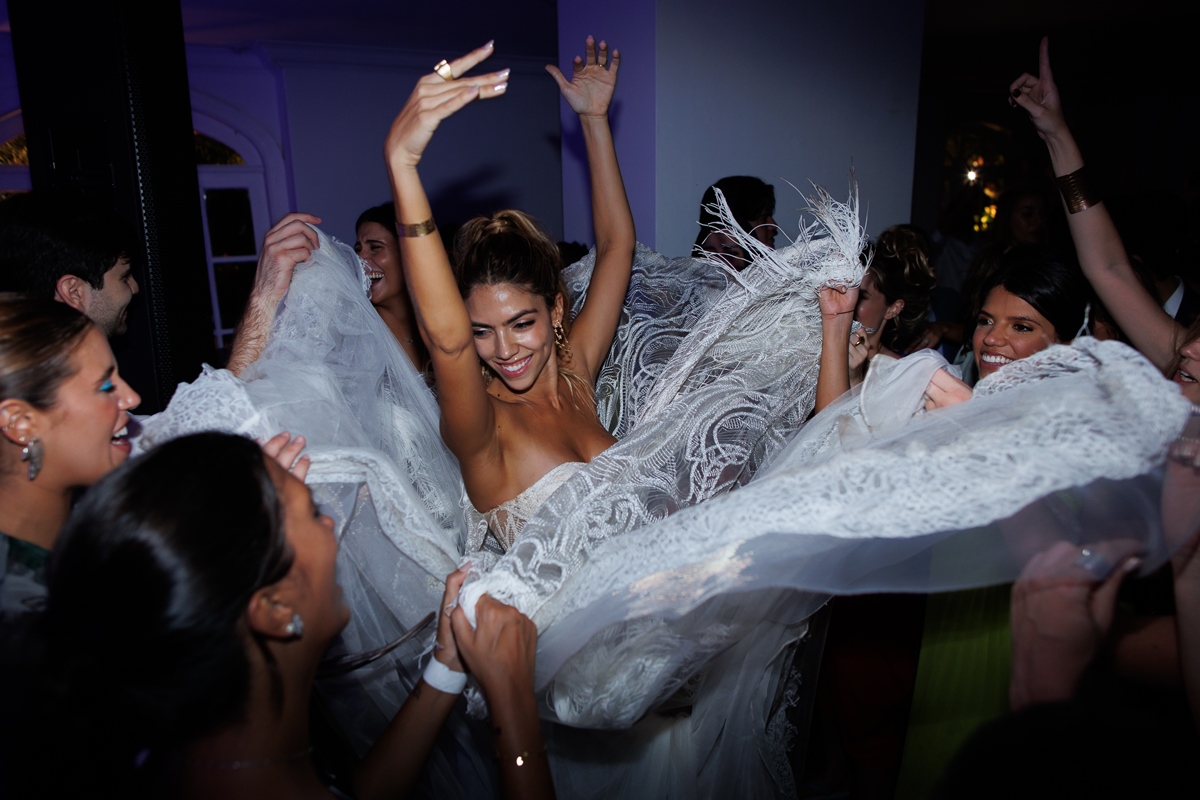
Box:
[0,531,50,619]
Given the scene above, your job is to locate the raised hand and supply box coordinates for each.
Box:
[818,284,858,321]
[385,41,511,169]
[1009,37,1067,142]
[547,35,619,118]
[251,213,322,307]
[226,212,323,375]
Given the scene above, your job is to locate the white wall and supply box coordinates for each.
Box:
[556,0,925,256]
[654,0,925,256]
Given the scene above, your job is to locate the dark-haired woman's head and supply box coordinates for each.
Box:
[453,210,573,393]
[355,202,406,307]
[856,226,937,351]
[0,432,345,795]
[1,294,139,490]
[692,176,777,269]
[971,247,1088,380]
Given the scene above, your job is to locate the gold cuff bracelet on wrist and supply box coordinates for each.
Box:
[397,218,438,238]
[1055,167,1101,215]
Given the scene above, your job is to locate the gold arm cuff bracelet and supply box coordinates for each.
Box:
[1055,166,1101,214]
[397,218,437,238]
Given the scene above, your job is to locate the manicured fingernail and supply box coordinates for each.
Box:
[485,40,494,49]
[499,69,511,79]
[1124,557,1142,573]
[493,82,508,93]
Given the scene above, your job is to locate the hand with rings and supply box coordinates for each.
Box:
[385,41,511,169]
[1009,539,1141,709]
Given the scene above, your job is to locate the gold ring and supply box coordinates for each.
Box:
[434,59,455,81]
[851,333,865,347]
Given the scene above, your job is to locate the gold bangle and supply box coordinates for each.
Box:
[1054,166,1100,214]
[397,218,437,238]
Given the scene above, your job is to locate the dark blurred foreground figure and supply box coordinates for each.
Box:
[0,432,554,800]
[692,175,777,269]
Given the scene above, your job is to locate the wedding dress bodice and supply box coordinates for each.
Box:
[478,462,586,551]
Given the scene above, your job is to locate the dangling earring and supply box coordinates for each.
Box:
[285,613,304,639]
[554,322,572,364]
[19,436,43,481]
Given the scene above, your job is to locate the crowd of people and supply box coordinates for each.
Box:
[1,33,1197,799]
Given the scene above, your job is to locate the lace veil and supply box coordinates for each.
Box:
[132,184,1195,799]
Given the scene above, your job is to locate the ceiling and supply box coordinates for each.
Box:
[1,0,559,56]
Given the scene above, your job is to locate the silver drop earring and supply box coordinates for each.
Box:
[285,613,304,639]
[20,437,43,481]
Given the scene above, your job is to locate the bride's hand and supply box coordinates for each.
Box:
[546,35,619,118]
[385,41,510,168]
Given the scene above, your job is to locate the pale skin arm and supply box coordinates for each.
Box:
[384,43,510,463]
[226,213,322,375]
[1011,37,1183,370]
[814,285,857,413]
[545,37,636,380]
[355,567,469,800]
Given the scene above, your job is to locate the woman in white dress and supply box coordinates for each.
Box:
[384,37,634,551]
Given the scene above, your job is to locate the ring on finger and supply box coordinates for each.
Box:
[851,333,865,347]
[434,59,455,81]
[1073,547,1113,579]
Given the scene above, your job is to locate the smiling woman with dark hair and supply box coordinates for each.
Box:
[354,201,427,370]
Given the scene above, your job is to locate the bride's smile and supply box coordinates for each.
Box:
[467,282,561,393]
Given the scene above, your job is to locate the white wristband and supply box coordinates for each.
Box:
[423,656,467,695]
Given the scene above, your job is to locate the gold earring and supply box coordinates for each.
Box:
[554,322,572,364]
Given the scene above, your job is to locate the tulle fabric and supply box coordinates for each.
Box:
[133,230,489,797]
[132,182,1196,799]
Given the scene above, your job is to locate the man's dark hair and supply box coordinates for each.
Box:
[692,176,776,256]
[0,192,133,298]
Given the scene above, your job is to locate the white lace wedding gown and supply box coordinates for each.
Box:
[136,182,1194,799]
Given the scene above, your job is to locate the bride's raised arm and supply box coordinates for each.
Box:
[546,36,636,381]
[384,43,510,460]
